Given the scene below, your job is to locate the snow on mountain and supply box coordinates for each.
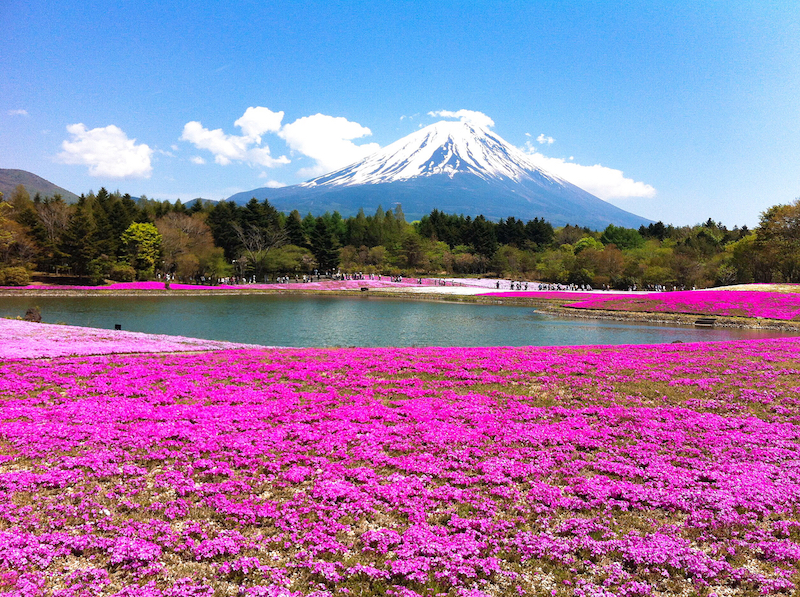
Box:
[301,120,564,188]
[227,121,652,229]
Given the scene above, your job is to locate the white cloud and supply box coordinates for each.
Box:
[536,134,555,145]
[7,109,28,116]
[190,156,206,165]
[257,173,286,188]
[57,123,153,178]
[427,109,495,128]
[278,114,380,177]
[234,106,284,142]
[181,107,381,179]
[171,144,179,151]
[521,142,656,200]
[180,118,289,168]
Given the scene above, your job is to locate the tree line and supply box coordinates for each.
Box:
[1,183,799,288]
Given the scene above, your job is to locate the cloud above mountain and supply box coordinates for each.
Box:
[427,109,495,128]
[521,141,656,201]
[181,108,379,178]
[536,134,555,145]
[180,108,289,168]
[57,123,153,178]
[278,114,380,178]
[233,107,284,142]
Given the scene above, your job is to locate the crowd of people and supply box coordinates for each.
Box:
[158,272,700,292]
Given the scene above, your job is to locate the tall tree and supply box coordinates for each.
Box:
[121,222,162,279]
[753,198,800,282]
[311,217,341,271]
[231,220,287,280]
[285,210,308,247]
[60,204,99,277]
[470,215,498,258]
[156,212,216,279]
[206,201,241,260]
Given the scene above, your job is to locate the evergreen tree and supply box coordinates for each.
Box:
[524,217,555,248]
[60,205,99,277]
[600,224,645,250]
[207,201,241,260]
[311,217,341,271]
[301,213,317,241]
[393,204,406,225]
[347,208,369,247]
[285,210,308,247]
[470,215,498,258]
[107,200,134,258]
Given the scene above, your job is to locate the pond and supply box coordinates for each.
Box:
[0,294,791,348]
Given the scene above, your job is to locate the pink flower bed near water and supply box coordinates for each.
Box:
[568,290,800,320]
[480,291,631,301]
[0,319,261,359]
[2,336,800,595]
[17,279,437,292]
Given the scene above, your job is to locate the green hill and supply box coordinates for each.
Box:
[0,169,80,203]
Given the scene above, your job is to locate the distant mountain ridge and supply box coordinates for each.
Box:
[0,169,80,203]
[228,120,652,229]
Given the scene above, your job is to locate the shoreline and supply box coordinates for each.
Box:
[3,286,800,332]
[537,304,800,332]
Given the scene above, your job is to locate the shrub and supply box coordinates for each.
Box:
[23,306,41,322]
[0,267,31,286]
[108,264,137,282]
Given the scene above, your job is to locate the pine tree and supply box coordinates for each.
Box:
[311,218,340,271]
[60,205,99,277]
[285,210,307,247]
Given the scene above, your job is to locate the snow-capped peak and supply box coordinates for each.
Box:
[300,120,565,188]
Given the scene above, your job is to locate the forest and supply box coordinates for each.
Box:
[1,184,798,288]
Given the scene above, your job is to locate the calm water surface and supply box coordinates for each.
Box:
[0,295,792,347]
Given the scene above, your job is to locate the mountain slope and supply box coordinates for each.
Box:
[0,169,80,203]
[228,121,652,229]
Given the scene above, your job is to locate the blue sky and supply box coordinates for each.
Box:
[1,0,798,227]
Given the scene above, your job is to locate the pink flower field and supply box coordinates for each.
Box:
[17,279,437,292]
[479,292,631,301]
[0,319,261,359]
[2,334,800,596]
[566,290,800,321]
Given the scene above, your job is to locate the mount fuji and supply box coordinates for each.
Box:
[227,121,652,229]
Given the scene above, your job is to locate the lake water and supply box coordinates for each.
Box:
[0,295,791,347]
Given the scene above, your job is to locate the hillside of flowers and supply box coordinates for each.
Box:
[566,290,800,321]
[2,337,800,596]
[0,319,261,359]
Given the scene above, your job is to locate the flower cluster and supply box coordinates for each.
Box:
[566,290,800,320]
[480,291,630,301]
[0,319,260,359]
[18,279,438,292]
[2,332,800,595]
